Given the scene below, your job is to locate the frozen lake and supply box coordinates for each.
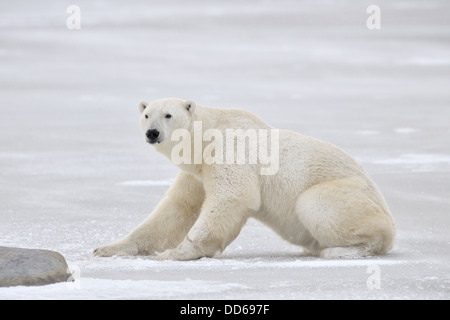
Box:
[0,0,449,299]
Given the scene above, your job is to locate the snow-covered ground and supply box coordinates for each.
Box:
[1,0,449,299]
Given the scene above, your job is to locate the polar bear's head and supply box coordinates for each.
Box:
[139,98,196,150]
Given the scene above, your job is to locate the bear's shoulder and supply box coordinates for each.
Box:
[195,105,272,130]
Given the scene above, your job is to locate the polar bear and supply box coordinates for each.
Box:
[94,98,396,260]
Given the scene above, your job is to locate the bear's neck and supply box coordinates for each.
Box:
[170,105,216,181]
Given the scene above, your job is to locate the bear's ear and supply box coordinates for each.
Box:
[185,100,196,114]
[139,101,149,114]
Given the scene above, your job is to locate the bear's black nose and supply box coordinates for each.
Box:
[146,129,160,142]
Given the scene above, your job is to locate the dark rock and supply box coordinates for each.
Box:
[0,246,71,287]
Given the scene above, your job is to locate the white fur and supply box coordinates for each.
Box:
[94,98,396,260]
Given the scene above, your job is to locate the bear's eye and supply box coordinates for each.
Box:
[165,114,172,119]
[145,115,148,119]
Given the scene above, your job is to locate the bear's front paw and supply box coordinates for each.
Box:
[156,248,182,261]
[93,242,139,257]
[156,248,202,261]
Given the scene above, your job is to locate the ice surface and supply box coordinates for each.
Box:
[0,0,449,299]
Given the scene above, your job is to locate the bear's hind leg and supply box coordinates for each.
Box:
[296,176,395,258]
